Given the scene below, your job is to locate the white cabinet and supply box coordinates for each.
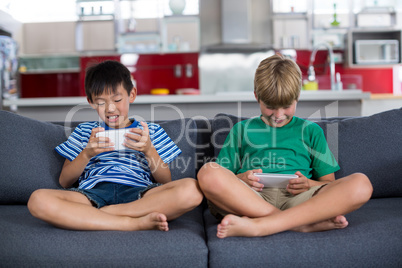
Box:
[75,0,200,54]
[270,0,311,49]
[75,0,116,52]
[271,0,401,50]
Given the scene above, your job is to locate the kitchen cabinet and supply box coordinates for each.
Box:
[75,0,116,52]
[75,0,200,54]
[271,0,352,49]
[271,0,400,50]
[270,0,310,49]
[346,28,402,67]
[118,15,200,54]
[19,55,81,98]
[126,52,199,95]
[79,53,198,96]
[18,52,198,98]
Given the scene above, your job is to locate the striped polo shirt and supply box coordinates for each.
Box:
[55,120,181,189]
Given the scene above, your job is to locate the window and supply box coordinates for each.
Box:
[1,0,199,23]
[1,0,77,23]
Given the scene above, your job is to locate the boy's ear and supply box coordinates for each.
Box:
[87,97,96,109]
[254,91,259,102]
[129,87,137,103]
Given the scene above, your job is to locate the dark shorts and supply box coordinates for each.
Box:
[68,182,161,208]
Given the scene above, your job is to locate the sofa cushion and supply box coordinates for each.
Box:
[316,108,402,198]
[158,118,197,180]
[0,111,67,204]
[0,204,208,267]
[204,198,402,267]
[212,109,402,198]
[211,113,248,158]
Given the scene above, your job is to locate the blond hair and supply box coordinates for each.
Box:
[254,54,301,108]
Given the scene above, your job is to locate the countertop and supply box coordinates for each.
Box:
[3,90,370,107]
[369,93,402,99]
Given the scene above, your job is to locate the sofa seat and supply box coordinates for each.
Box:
[0,204,208,267]
[204,198,402,267]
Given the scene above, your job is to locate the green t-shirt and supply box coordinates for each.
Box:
[216,116,340,180]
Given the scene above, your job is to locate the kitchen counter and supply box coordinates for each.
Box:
[362,93,402,116]
[3,90,370,121]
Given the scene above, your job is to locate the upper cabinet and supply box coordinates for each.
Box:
[76,0,115,19]
[75,0,200,54]
[271,0,402,50]
[270,0,310,49]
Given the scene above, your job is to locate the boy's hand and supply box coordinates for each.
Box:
[84,127,115,159]
[237,169,264,192]
[287,171,310,195]
[123,122,153,154]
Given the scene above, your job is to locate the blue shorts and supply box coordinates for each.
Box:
[69,182,161,208]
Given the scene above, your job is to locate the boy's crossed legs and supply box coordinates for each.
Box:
[28,178,203,231]
[198,162,373,238]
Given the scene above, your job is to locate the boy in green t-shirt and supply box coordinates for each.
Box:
[197,54,373,238]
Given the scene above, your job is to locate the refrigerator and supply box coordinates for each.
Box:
[0,35,18,110]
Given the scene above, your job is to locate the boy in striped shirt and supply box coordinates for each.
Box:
[28,60,203,231]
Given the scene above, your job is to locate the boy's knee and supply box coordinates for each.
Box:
[28,189,58,218]
[197,162,230,196]
[354,173,373,199]
[197,162,221,183]
[177,178,203,207]
[27,189,47,216]
[347,173,373,203]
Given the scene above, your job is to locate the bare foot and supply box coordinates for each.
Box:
[296,215,348,233]
[217,214,260,238]
[131,212,169,232]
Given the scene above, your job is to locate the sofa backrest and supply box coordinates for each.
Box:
[0,111,197,204]
[0,111,66,204]
[211,109,402,198]
[158,118,197,182]
[316,108,402,198]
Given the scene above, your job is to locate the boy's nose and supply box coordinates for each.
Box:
[274,109,285,118]
[107,103,116,112]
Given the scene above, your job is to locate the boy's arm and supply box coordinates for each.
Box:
[287,172,335,196]
[59,155,90,188]
[124,122,172,184]
[141,145,172,184]
[59,127,114,188]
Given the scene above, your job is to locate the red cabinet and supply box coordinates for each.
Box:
[20,53,199,98]
[20,72,80,98]
[130,53,199,95]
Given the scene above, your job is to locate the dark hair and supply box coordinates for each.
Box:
[85,60,134,103]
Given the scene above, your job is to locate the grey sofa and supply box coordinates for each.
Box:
[1,108,402,267]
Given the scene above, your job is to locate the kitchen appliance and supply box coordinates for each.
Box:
[199,48,274,94]
[355,39,399,64]
[199,0,274,94]
[0,35,18,110]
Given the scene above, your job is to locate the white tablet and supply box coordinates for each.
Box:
[253,173,298,188]
[96,129,138,151]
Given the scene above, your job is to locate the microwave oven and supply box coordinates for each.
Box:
[355,39,399,64]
